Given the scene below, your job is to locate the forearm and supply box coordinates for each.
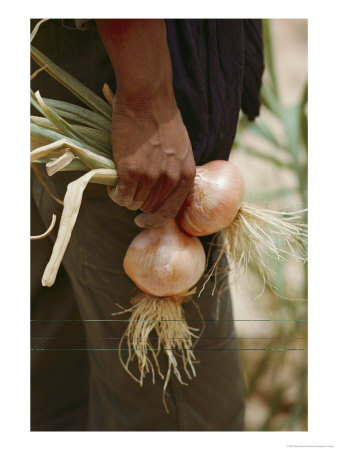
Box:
[96,19,174,104]
[96,19,195,228]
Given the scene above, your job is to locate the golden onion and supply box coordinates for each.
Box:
[177,160,244,236]
[123,220,206,297]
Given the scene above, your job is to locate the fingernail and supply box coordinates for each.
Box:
[129,201,144,211]
[134,214,170,229]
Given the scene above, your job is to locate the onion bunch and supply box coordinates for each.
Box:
[113,161,245,406]
[112,160,306,413]
[177,160,307,284]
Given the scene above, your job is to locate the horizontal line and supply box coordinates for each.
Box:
[31,348,308,351]
[31,319,308,322]
[31,337,308,340]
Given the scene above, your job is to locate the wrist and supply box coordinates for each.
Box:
[96,19,175,110]
[114,50,174,107]
[115,81,178,115]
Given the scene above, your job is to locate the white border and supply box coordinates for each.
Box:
[1,1,337,448]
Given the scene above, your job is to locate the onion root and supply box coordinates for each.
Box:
[200,202,308,299]
[112,292,200,414]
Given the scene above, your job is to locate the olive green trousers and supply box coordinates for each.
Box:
[31,169,245,431]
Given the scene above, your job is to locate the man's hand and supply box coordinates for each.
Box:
[108,90,195,228]
[96,19,196,228]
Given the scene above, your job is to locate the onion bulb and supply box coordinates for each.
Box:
[123,219,206,297]
[177,160,244,236]
[176,160,307,299]
[176,159,307,296]
[116,220,206,413]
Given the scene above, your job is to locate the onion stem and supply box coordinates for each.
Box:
[46,150,75,176]
[30,138,115,170]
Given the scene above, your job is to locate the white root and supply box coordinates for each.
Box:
[112,293,200,414]
[199,202,307,298]
[226,202,307,270]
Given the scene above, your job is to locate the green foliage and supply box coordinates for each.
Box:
[233,19,308,431]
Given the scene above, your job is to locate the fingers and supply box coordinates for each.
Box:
[134,171,195,228]
[108,176,138,208]
[108,165,186,213]
[132,171,159,210]
[108,168,158,211]
[108,173,176,213]
[107,159,196,226]
[140,170,179,213]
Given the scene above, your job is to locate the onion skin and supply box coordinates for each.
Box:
[123,220,206,297]
[177,160,244,236]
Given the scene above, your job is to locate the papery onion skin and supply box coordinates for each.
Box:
[177,160,244,236]
[123,220,206,297]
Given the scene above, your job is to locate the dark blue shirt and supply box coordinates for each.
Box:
[31,19,264,164]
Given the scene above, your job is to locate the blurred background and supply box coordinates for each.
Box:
[230,19,308,431]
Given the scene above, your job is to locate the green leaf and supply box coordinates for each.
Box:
[31,116,111,150]
[31,45,112,120]
[30,123,111,161]
[247,119,283,151]
[238,142,293,170]
[30,19,49,43]
[262,19,279,99]
[250,187,300,202]
[30,89,44,116]
[300,81,308,151]
[44,99,112,132]
[261,84,282,119]
[33,91,111,156]
[61,160,91,171]
[281,105,302,173]
[31,122,67,146]
[34,91,85,143]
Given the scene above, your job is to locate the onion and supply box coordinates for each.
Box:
[116,220,206,412]
[177,159,307,298]
[123,220,206,296]
[177,160,244,236]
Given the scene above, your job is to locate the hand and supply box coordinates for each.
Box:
[108,89,196,228]
[96,19,195,227]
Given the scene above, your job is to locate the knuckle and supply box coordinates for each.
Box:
[117,183,129,194]
[126,164,138,179]
[144,170,158,185]
[163,170,179,186]
[118,163,138,181]
[181,167,196,185]
[117,164,129,181]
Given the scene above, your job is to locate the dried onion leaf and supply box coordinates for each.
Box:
[42,168,118,287]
